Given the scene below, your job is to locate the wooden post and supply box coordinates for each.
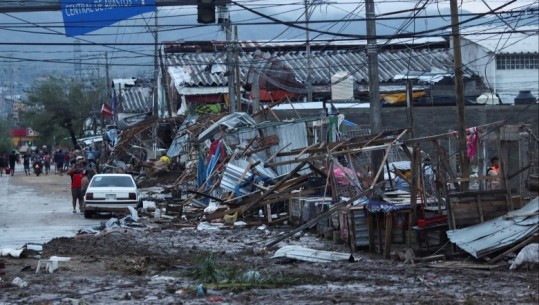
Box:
[410,144,421,224]
[384,213,393,258]
[368,212,375,253]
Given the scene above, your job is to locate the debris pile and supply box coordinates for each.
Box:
[79,109,539,266]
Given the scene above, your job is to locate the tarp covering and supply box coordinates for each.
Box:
[447,197,539,259]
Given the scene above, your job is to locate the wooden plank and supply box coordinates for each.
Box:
[404,121,504,145]
[207,161,308,221]
[477,194,484,223]
[384,213,393,258]
[262,181,385,248]
[370,130,409,189]
[266,143,393,168]
[367,211,375,253]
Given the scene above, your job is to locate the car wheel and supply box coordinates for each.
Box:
[84,210,93,218]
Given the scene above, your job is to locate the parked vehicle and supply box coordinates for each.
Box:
[83,174,140,218]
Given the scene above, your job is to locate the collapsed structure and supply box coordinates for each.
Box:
[89,103,539,264]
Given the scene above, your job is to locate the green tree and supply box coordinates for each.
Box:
[0,120,13,153]
[21,77,106,149]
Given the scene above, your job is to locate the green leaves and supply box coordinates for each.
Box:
[21,76,107,147]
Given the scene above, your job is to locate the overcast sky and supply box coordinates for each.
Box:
[0,0,536,86]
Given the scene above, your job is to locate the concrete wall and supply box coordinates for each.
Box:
[273,104,539,139]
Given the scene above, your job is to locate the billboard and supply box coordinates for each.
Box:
[61,0,156,36]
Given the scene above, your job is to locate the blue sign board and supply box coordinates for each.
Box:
[61,0,156,37]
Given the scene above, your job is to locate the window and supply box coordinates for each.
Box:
[90,176,135,187]
[496,54,539,70]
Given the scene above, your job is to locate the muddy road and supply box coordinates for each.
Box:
[1,168,538,304]
[0,166,95,249]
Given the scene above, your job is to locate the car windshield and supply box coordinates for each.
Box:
[90,176,135,188]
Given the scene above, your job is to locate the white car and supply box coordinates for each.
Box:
[84,174,140,218]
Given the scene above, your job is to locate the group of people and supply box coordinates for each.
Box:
[0,150,26,177]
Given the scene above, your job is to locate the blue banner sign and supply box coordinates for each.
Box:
[62,0,156,36]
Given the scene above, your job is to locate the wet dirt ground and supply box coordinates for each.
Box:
[2,221,538,305]
[1,169,538,304]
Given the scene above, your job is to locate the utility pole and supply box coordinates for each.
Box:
[105,52,111,96]
[153,9,159,118]
[226,18,236,114]
[305,0,313,103]
[234,25,242,112]
[366,0,383,182]
[450,0,469,190]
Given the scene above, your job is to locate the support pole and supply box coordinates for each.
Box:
[153,9,159,118]
[226,18,235,113]
[305,0,313,102]
[366,0,383,184]
[450,0,470,190]
[234,25,241,112]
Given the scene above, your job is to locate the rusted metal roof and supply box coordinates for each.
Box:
[164,45,456,92]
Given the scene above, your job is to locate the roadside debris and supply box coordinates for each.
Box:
[79,103,539,270]
[35,256,71,274]
[510,243,539,270]
[0,248,23,258]
[272,245,354,263]
[11,277,28,288]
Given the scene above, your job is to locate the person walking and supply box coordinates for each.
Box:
[81,170,90,197]
[67,164,85,213]
[63,151,70,171]
[43,151,51,175]
[23,152,31,176]
[54,150,64,175]
[0,153,6,177]
[8,150,18,176]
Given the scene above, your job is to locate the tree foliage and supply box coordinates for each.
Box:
[0,120,13,153]
[21,77,106,149]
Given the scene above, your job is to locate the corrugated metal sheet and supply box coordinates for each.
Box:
[112,78,152,113]
[265,122,310,176]
[198,112,257,141]
[121,86,152,112]
[165,47,457,91]
[272,245,351,263]
[220,161,255,196]
[446,197,539,259]
[350,207,369,247]
[167,114,199,158]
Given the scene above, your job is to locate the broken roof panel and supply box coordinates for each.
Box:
[165,46,456,88]
[167,114,199,158]
[198,112,257,142]
[446,197,539,259]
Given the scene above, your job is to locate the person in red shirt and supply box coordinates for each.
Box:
[67,164,85,213]
[487,156,501,190]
